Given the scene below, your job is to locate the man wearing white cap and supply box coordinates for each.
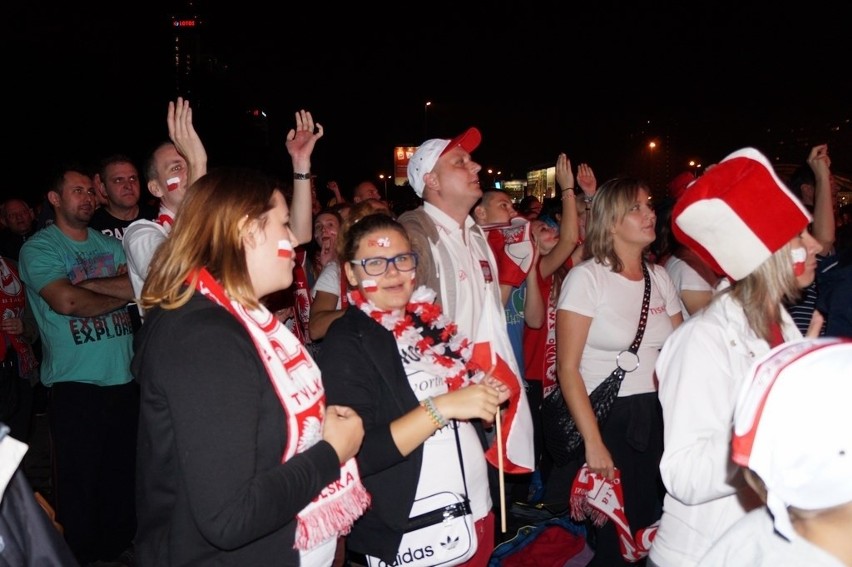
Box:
[399,127,490,337]
[398,129,535,561]
[699,337,852,566]
[649,147,823,567]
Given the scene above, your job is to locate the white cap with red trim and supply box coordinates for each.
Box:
[732,337,852,540]
[407,127,482,198]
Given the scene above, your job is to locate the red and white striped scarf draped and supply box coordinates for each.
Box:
[194,268,370,551]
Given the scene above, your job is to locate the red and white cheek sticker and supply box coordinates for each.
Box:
[166,176,181,192]
[277,239,294,259]
[361,279,378,292]
[791,247,807,276]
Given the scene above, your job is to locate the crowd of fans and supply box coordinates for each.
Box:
[1,98,851,567]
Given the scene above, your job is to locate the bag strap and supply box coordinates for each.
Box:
[452,420,469,498]
[627,261,652,354]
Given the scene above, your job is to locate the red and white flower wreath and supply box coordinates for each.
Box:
[348,285,477,391]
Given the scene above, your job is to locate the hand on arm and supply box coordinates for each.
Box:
[286,110,324,245]
[168,97,208,185]
[40,278,130,317]
[75,272,135,301]
[322,405,364,464]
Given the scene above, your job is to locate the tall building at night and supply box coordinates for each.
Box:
[168,1,203,98]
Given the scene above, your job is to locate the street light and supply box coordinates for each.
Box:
[378,174,388,200]
[647,141,658,186]
[424,101,432,139]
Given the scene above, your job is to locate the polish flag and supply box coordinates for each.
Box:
[469,299,535,473]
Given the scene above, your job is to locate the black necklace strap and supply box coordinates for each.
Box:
[628,261,652,354]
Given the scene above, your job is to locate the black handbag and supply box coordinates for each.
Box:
[541,262,651,467]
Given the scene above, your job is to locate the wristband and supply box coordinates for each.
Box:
[293,172,311,180]
[421,397,448,428]
[561,186,575,192]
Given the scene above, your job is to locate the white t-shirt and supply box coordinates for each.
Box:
[557,259,681,396]
[312,260,342,309]
[664,255,714,320]
[698,507,845,567]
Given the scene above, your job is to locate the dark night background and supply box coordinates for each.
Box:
[5,1,851,204]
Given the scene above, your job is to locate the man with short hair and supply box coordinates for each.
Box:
[19,165,137,566]
[89,154,157,240]
[123,99,208,302]
[352,180,382,203]
[0,197,38,261]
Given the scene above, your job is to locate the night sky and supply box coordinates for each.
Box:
[6,2,851,203]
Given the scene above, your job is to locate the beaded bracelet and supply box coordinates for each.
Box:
[421,397,448,428]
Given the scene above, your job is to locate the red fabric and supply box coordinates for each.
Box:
[457,512,494,567]
[502,524,586,567]
[469,302,535,473]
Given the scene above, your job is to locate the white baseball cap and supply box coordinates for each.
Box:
[732,337,852,540]
[407,127,481,197]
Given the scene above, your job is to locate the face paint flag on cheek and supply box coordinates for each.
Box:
[361,279,378,293]
[791,247,807,276]
[277,239,294,259]
[166,176,181,192]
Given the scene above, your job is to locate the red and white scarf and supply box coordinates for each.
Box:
[570,465,658,562]
[154,204,176,231]
[349,285,475,391]
[194,268,370,551]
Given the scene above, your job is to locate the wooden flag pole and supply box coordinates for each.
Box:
[495,407,506,533]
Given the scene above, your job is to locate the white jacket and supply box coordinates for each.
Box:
[650,290,801,567]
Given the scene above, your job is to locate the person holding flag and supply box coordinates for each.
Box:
[398,127,535,480]
[319,213,511,566]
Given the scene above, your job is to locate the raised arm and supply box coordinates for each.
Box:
[167,97,208,185]
[541,153,581,278]
[286,110,324,245]
[807,143,835,254]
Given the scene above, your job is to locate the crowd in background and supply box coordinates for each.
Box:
[1,98,851,567]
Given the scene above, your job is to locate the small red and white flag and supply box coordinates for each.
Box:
[468,299,535,473]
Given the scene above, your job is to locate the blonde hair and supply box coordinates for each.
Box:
[723,240,802,342]
[584,177,651,273]
[140,167,278,311]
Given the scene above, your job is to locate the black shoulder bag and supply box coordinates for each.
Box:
[541,261,652,467]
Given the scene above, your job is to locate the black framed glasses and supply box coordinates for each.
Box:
[350,253,418,276]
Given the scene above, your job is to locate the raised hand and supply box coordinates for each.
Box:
[577,163,597,197]
[167,97,208,184]
[556,153,575,192]
[286,110,323,173]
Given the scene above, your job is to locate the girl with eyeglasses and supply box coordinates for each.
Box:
[317,213,510,567]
